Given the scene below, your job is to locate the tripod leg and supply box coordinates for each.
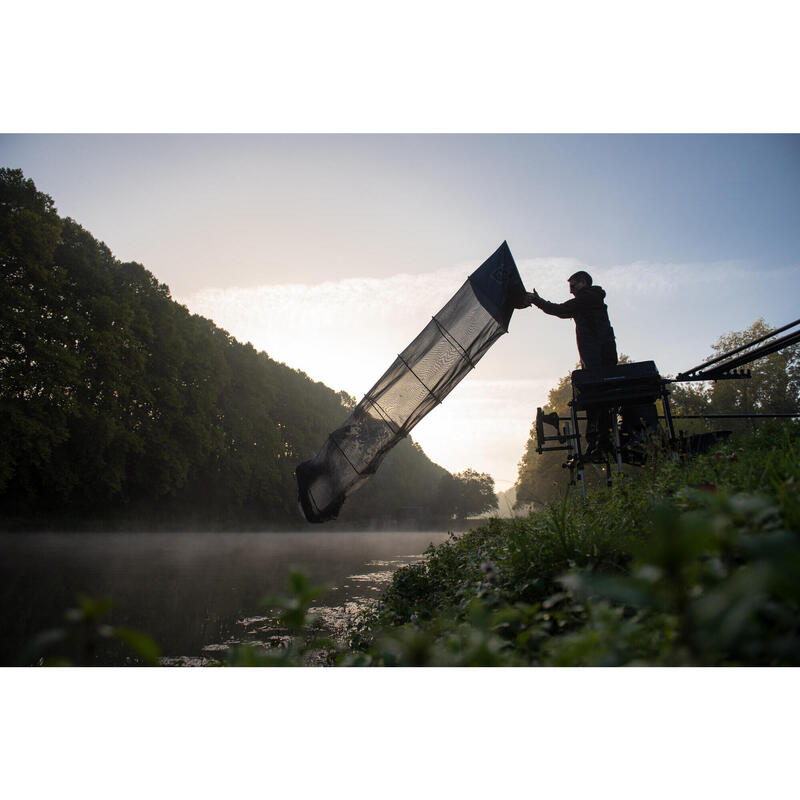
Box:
[570,402,586,504]
[564,421,576,486]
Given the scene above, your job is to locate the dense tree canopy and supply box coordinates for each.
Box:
[437,468,498,519]
[0,168,486,529]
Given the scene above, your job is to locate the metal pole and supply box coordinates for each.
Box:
[676,317,800,378]
[611,411,623,476]
[661,385,676,444]
[564,421,575,486]
[570,401,586,504]
[666,413,800,419]
[682,328,800,381]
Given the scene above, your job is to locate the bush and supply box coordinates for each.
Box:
[347,422,800,666]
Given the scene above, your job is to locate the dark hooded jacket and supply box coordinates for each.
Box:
[531,284,617,368]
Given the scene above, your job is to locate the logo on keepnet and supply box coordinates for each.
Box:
[491,267,509,283]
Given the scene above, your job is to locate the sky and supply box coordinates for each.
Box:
[2,133,799,489]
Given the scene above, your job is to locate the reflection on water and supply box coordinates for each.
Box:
[0,530,455,665]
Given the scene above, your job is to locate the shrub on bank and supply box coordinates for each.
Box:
[342,422,800,666]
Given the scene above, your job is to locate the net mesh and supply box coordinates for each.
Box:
[296,241,526,522]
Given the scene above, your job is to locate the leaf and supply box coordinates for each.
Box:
[114,627,161,666]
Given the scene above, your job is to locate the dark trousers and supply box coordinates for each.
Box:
[586,406,612,448]
[580,336,618,449]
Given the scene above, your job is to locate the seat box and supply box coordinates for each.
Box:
[571,361,662,408]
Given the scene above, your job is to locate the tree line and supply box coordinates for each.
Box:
[0,168,496,529]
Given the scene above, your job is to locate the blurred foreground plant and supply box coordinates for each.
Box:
[17,595,161,666]
[226,570,332,666]
[344,423,800,666]
[547,492,800,665]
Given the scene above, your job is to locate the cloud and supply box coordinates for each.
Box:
[601,260,751,300]
[177,266,469,396]
[516,257,584,296]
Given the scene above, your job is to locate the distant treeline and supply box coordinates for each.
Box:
[0,168,495,529]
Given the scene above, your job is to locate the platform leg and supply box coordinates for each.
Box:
[611,410,624,476]
[661,386,676,444]
[570,402,586,503]
[564,421,576,486]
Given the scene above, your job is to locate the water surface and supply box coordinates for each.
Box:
[0,529,456,665]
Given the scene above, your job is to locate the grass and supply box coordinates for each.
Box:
[339,421,800,666]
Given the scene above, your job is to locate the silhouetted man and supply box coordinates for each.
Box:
[526,270,618,457]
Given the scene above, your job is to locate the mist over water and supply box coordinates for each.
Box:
[0,530,455,665]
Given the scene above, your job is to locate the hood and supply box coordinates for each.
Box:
[583,285,606,300]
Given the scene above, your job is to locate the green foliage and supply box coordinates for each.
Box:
[344,422,800,666]
[708,319,800,415]
[15,594,161,666]
[225,570,333,666]
[0,168,70,495]
[436,467,498,519]
[0,169,465,527]
[668,319,800,436]
[551,489,800,666]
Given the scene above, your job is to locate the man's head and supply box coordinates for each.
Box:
[568,270,592,295]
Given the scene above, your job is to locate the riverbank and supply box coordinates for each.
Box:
[333,422,800,666]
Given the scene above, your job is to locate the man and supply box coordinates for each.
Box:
[527,270,617,369]
[526,270,618,457]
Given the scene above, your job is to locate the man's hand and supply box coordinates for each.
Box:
[525,289,540,306]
